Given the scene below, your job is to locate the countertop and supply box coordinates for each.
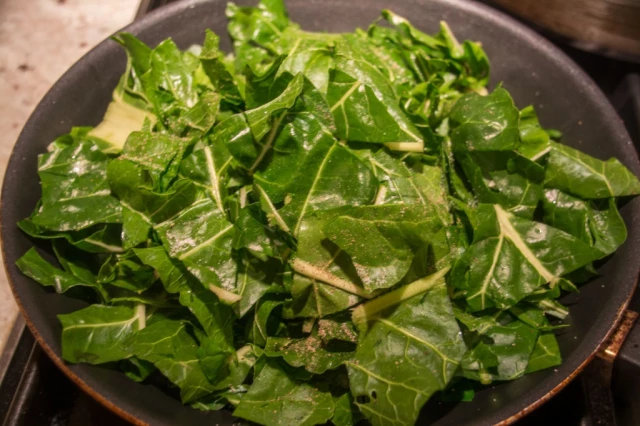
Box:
[0,0,138,350]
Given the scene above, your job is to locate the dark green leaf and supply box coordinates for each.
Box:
[543,189,627,255]
[264,321,355,374]
[270,138,377,237]
[451,204,601,311]
[518,105,550,160]
[367,149,451,224]
[233,360,334,426]
[226,0,292,73]
[17,248,102,296]
[525,331,562,373]
[328,41,423,150]
[450,88,519,152]
[59,304,142,364]
[121,357,156,382]
[32,141,121,232]
[124,319,214,403]
[235,250,282,317]
[155,199,236,290]
[332,392,364,426]
[347,282,466,426]
[285,212,367,318]
[456,309,539,383]
[544,142,640,198]
[134,246,190,293]
[322,205,448,292]
[201,29,244,109]
[250,296,282,347]
[179,138,234,213]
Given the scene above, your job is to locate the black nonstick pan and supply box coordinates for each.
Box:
[2,0,639,425]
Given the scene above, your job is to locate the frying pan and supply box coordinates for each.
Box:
[2,0,639,425]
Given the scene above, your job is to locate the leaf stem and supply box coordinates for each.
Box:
[209,284,242,304]
[384,141,425,152]
[135,303,146,330]
[204,145,224,212]
[255,184,291,233]
[291,258,372,299]
[352,266,450,325]
[249,113,285,174]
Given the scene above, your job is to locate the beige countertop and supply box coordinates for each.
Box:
[0,0,139,350]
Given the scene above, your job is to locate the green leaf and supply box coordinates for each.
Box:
[121,357,156,382]
[509,303,565,331]
[235,250,281,317]
[233,204,283,259]
[178,280,235,339]
[264,321,355,374]
[589,198,627,255]
[454,151,544,219]
[226,0,292,73]
[526,331,562,373]
[347,282,466,426]
[52,239,101,284]
[176,91,221,137]
[518,105,550,160]
[135,245,237,357]
[155,199,236,290]
[124,319,214,403]
[59,304,142,364]
[322,205,448,292]
[112,33,152,105]
[317,313,358,343]
[332,392,364,426]
[143,39,199,115]
[278,35,335,95]
[544,142,640,198]
[450,88,519,152]
[201,29,244,110]
[285,212,368,318]
[543,189,627,255]
[457,309,539,383]
[449,89,546,218]
[242,73,305,172]
[18,220,124,254]
[250,296,283,347]
[179,138,234,213]
[197,334,234,384]
[98,250,155,293]
[134,246,190,293]
[31,141,122,232]
[17,248,102,296]
[451,204,601,311]
[119,131,188,190]
[233,360,334,426]
[90,34,156,148]
[252,76,337,200]
[367,149,451,224]
[107,159,199,248]
[328,41,423,150]
[274,138,378,237]
[207,344,259,392]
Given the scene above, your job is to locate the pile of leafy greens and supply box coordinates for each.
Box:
[16,0,640,425]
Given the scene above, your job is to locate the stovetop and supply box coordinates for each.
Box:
[1,1,639,425]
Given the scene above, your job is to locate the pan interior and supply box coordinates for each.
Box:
[2,1,639,425]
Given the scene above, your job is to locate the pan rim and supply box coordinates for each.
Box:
[2,0,639,425]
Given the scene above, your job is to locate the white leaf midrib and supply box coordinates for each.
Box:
[494,205,556,283]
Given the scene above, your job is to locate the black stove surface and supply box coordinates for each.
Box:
[1,1,639,425]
